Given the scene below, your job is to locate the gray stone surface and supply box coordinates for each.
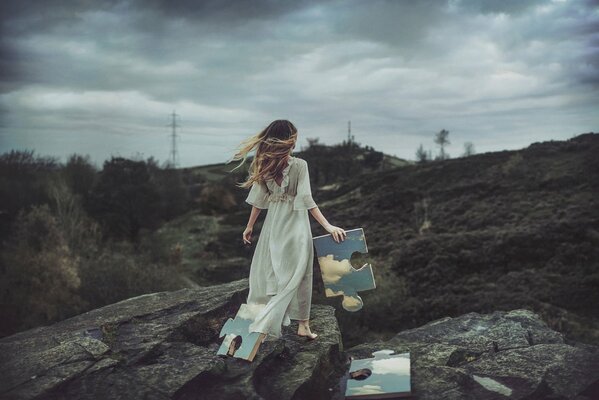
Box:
[346,309,599,399]
[2,280,598,399]
[0,278,346,400]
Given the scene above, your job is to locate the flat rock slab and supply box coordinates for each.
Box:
[4,279,597,400]
[0,278,345,400]
[346,309,599,399]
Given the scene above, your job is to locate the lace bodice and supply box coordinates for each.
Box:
[264,157,295,202]
[245,156,317,210]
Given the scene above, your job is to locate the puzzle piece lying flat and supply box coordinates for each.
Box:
[217,303,266,361]
[345,349,411,399]
[313,228,376,311]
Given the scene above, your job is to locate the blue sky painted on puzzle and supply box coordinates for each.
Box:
[347,351,410,396]
[1,0,598,167]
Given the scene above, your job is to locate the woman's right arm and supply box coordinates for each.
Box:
[309,207,346,243]
[294,159,346,242]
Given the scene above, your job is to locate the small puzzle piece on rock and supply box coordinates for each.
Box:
[345,349,411,399]
[313,227,376,312]
[217,303,266,361]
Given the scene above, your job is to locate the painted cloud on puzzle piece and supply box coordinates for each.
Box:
[313,228,376,312]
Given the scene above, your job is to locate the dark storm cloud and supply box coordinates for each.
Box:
[0,1,123,36]
[0,43,21,93]
[326,0,449,57]
[0,0,327,35]
[0,0,598,166]
[143,0,327,23]
[0,0,113,95]
[458,0,549,14]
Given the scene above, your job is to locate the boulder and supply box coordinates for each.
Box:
[3,278,598,399]
[346,309,599,399]
[0,278,346,400]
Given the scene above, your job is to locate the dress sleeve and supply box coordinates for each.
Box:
[245,181,269,209]
[293,160,318,211]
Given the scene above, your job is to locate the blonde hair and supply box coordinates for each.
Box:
[228,120,298,189]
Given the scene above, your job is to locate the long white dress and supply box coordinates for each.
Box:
[244,156,318,340]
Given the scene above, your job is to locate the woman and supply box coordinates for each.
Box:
[229,119,346,341]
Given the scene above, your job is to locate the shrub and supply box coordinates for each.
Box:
[0,204,85,336]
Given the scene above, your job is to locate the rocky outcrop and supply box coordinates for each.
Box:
[0,278,346,400]
[346,309,599,399]
[2,278,598,400]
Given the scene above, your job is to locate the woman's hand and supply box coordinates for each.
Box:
[243,226,253,245]
[325,224,346,243]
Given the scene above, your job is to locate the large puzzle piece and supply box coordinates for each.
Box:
[217,303,266,362]
[313,227,376,311]
[345,349,412,399]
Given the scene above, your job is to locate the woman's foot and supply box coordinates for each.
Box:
[297,320,318,340]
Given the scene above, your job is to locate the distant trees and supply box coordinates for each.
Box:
[86,157,162,243]
[416,144,432,163]
[47,173,102,255]
[301,137,385,184]
[63,153,97,199]
[415,129,475,162]
[0,204,85,335]
[0,150,190,246]
[84,156,191,243]
[305,138,321,150]
[363,145,384,169]
[0,150,191,337]
[462,142,475,157]
[414,129,450,163]
[434,129,451,160]
[0,149,61,242]
[147,157,190,220]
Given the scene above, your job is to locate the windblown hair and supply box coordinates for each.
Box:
[228,120,298,189]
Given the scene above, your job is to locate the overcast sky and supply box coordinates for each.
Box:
[0,0,597,168]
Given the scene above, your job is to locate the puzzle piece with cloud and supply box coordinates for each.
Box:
[217,303,266,361]
[312,228,376,312]
[345,349,412,399]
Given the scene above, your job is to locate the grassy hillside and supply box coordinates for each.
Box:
[323,132,599,347]
[157,133,599,348]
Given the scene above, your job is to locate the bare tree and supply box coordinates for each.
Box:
[305,138,320,149]
[416,143,430,163]
[462,142,475,157]
[434,129,450,160]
